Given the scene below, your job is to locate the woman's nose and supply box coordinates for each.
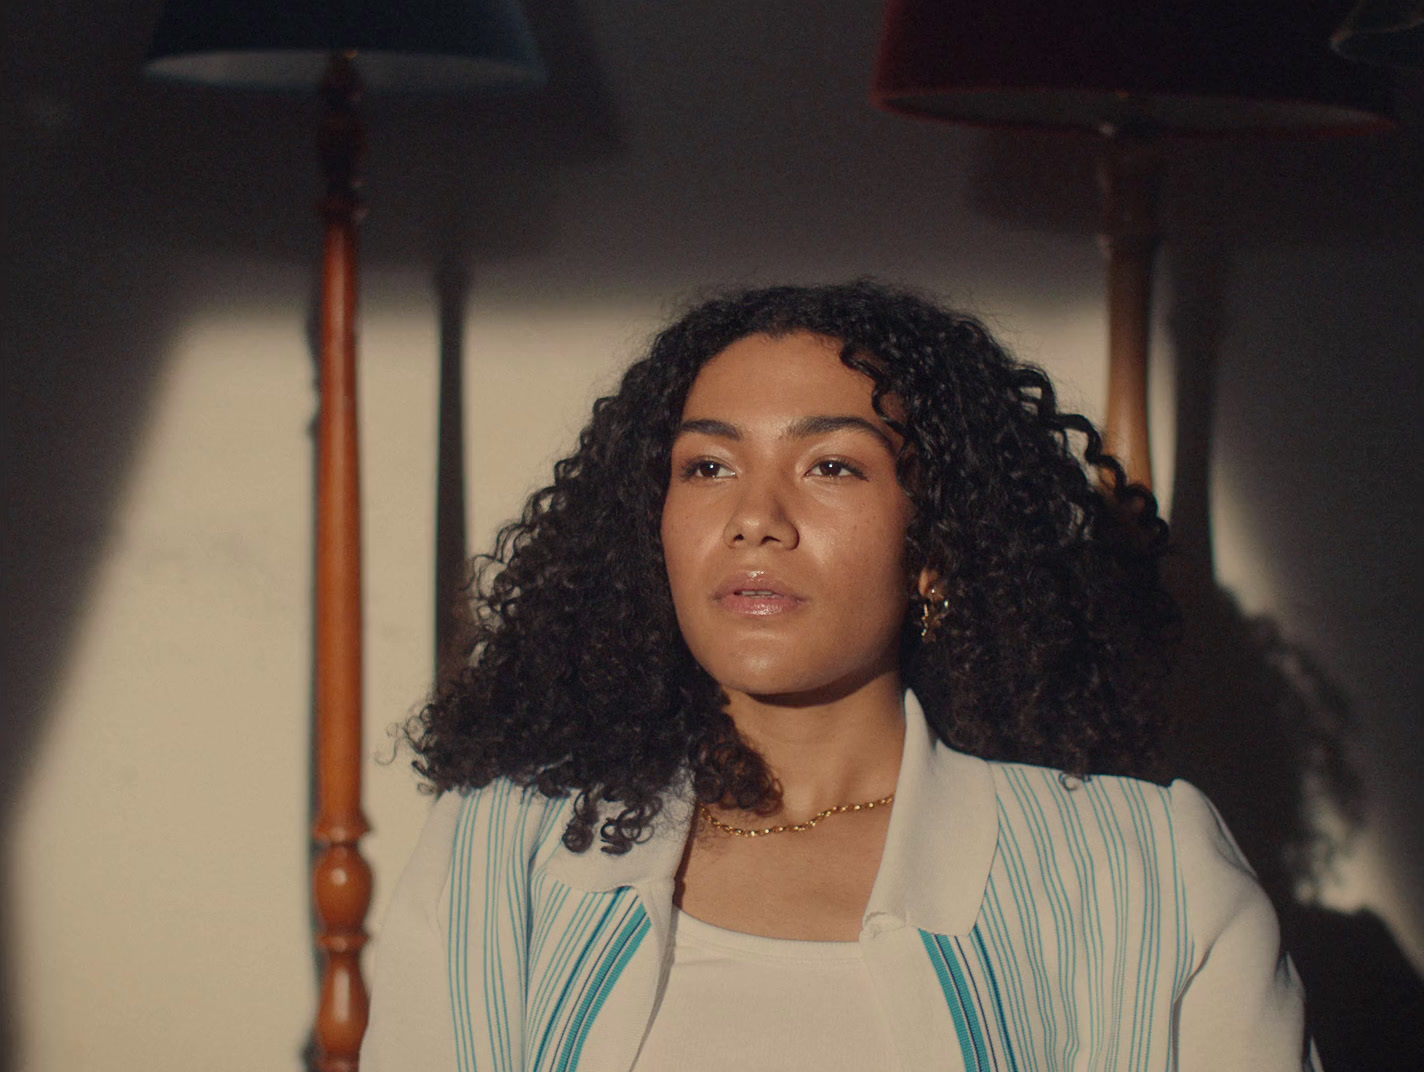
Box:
[722,477,799,548]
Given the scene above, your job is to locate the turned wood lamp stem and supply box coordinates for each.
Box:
[1097,125,1164,491]
[312,51,372,1072]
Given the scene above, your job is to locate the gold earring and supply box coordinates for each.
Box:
[918,595,948,642]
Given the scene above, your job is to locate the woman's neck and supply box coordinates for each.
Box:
[723,670,906,817]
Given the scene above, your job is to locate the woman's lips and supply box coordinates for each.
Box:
[713,574,805,616]
[717,591,803,616]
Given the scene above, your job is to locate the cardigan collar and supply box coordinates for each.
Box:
[864,691,998,936]
[543,690,999,938]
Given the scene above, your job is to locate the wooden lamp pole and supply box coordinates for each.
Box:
[1098,126,1165,490]
[311,52,372,1072]
[871,0,1394,492]
[143,8,544,1069]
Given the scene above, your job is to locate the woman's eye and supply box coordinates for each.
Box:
[682,458,732,479]
[810,459,863,479]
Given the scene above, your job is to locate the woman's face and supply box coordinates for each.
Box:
[661,331,926,704]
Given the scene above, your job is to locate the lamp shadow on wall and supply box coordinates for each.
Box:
[1,0,619,1068]
[0,249,179,1072]
[966,117,1424,1069]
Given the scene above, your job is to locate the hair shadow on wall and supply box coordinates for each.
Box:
[1160,547,1424,1067]
[1158,237,1423,1069]
[964,102,1424,1069]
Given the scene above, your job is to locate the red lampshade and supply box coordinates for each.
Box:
[1333,0,1424,68]
[874,0,1394,134]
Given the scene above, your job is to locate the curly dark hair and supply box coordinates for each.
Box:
[404,280,1175,854]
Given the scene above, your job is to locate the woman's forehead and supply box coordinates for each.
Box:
[684,331,883,418]
[685,332,910,445]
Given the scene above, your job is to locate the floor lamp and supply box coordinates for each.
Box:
[143,6,543,1069]
[873,0,1394,489]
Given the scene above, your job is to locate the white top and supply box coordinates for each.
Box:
[627,910,901,1071]
[362,692,1320,1071]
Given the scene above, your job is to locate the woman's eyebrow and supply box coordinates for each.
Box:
[674,417,740,440]
[785,415,895,453]
[673,414,895,452]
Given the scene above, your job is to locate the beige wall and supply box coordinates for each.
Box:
[4,2,1421,1069]
[3,276,1113,1070]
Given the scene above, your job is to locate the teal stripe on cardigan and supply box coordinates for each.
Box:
[1166,796,1195,1003]
[1003,768,1082,1064]
[993,776,1064,1061]
[531,894,626,1070]
[976,888,1042,1072]
[976,767,1192,1072]
[969,928,1022,1072]
[1043,775,1107,1059]
[922,931,994,1071]
[1121,780,1165,1069]
[527,891,600,1046]
[555,904,651,1072]
[486,785,516,1070]
[522,797,569,980]
[952,933,1016,1072]
[528,875,574,974]
[529,890,649,1072]
[449,783,553,1072]
[449,788,481,1072]
[1081,779,1133,1070]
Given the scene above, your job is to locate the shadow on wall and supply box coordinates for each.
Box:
[4,0,1420,1066]
[0,248,178,1072]
[0,2,618,1069]
[1161,550,1424,1068]
[1156,239,1424,1069]
[1158,461,1424,1070]
[964,84,1424,1068]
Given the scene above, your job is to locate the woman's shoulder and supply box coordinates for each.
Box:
[979,757,1236,865]
[955,764,1311,1066]
[389,780,574,897]
[982,756,1218,831]
[980,758,1265,920]
[445,777,576,850]
[363,780,578,1070]
[982,755,1175,816]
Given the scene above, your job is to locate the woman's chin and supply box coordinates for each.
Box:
[711,660,899,710]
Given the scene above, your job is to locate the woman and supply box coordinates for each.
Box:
[362,282,1317,1070]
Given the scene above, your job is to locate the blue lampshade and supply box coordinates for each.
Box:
[145,0,545,91]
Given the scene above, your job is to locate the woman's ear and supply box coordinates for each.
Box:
[916,567,942,601]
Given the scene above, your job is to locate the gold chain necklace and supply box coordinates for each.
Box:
[697,794,895,838]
